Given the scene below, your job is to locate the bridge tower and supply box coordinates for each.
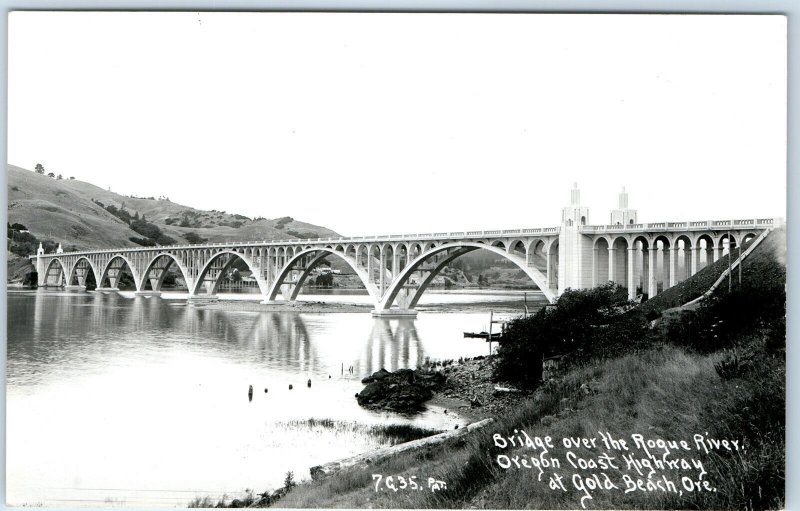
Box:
[35,242,45,282]
[558,183,594,294]
[610,186,637,225]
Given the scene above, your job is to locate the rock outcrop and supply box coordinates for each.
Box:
[356,368,445,412]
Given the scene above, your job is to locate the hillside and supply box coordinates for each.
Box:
[641,226,785,316]
[8,164,340,251]
[7,164,341,281]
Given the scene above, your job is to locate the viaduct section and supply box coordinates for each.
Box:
[31,185,778,317]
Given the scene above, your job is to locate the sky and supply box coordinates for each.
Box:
[7,12,787,236]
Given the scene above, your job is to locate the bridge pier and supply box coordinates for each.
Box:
[648,248,658,298]
[260,299,287,305]
[187,295,219,304]
[64,285,86,292]
[134,290,162,297]
[371,309,418,318]
[94,286,120,293]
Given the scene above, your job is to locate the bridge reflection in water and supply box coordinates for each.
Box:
[20,290,428,380]
[10,290,500,508]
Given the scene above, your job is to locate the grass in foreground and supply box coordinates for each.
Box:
[277,333,783,509]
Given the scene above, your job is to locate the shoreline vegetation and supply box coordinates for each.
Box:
[186,228,784,509]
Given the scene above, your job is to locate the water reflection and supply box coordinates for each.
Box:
[11,290,437,387]
[7,290,504,507]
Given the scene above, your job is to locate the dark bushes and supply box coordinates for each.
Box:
[494,283,647,388]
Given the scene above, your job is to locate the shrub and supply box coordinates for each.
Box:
[183,232,208,244]
[494,283,646,388]
[129,236,156,247]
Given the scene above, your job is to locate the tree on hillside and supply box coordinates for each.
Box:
[47,172,55,178]
[35,164,45,174]
[57,174,63,180]
[69,176,75,180]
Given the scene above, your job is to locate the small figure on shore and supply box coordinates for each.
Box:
[289,384,293,390]
[264,388,268,393]
[248,385,253,402]
[307,379,312,388]
[328,375,331,379]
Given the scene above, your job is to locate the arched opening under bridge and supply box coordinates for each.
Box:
[376,241,554,313]
[99,256,139,290]
[193,250,266,296]
[267,248,377,303]
[43,258,67,287]
[68,257,98,290]
[140,254,191,292]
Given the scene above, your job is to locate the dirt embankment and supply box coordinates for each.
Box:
[7,253,36,284]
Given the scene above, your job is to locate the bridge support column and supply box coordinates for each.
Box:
[691,247,700,276]
[669,248,678,288]
[592,248,599,286]
[627,248,636,300]
[379,249,386,295]
[648,248,658,298]
[607,248,616,284]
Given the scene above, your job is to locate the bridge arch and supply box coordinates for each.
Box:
[67,256,101,288]
[192,249,266,295]
[716,232,737,253]
[742,232,758,245]
[377,241,554,312]
[43,258,68,286]
[140,253,192,292]
[99,255,141,290]
[267,247,379,302]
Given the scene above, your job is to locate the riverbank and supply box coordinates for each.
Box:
[273,338,783,509]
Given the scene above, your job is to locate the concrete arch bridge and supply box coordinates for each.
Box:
[32,216,776,317]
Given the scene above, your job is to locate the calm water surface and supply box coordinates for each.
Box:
[6,289,546,507]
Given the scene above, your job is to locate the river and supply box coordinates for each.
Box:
[6,288,547,507]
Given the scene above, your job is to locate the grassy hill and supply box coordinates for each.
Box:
[7,164,341,281]
[641,226,785,316]
[269,229,786,510]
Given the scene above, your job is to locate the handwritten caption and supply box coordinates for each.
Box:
[493,430,740,509]
[372,474,447,493]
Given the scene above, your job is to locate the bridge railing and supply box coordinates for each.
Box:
[32,218,779,258]
[575,218,777,235]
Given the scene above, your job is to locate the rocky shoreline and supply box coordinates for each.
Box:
[356,357,532,420]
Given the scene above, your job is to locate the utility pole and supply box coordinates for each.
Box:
[738,238,742,287]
